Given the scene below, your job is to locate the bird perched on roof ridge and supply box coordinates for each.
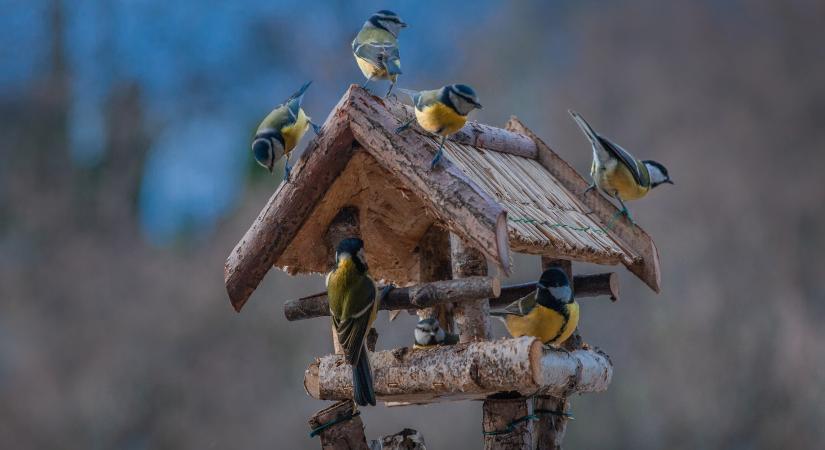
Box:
[395,84,483,169]
[568,110,673,223]
[413,318,459,348]
[491,267,579,347]
[326,238,383,406]
[352,10,407,97]
[252,81,321,181]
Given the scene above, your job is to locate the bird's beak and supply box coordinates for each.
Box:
[399,20,408,28]
[267,164,274,174]
[666,179,675,185]
[474,102,483,109]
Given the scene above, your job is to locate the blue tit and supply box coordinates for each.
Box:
[251,81,320,181]
[326,238,381,406]
[491,268,579,347]
[413,318,459,349]
[569,110,673,223]
[352,10,407,97]
[396,84,483,169]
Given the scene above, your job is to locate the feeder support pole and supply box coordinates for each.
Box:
[416,225,454,333]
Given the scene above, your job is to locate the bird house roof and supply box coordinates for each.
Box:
[225,85,660,311]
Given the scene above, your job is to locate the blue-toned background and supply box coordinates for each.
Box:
[2,1,824,448]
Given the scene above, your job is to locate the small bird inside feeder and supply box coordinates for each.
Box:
[413,318,459,348]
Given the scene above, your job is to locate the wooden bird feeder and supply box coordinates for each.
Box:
[224,85,661,449]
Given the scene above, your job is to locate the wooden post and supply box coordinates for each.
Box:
[482,395,533,450]
[308,400,369,450]
[369,429,427,449]
[450,235,491,343]
[416,225,454,333]
[535,257,576,450]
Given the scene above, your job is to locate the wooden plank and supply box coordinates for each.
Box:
[506,116,662,293]
[450,235,492,343]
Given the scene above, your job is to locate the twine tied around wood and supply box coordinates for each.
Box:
[509,209,628,234]
[482,408,575,436]
[309,409,361,438]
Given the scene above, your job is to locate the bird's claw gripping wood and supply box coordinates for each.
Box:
[395,118,414,134]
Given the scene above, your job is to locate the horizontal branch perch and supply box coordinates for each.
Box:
[284,273,616,321]
[303,336,612,405]
[285,276,500,321]
[491,272,619,308]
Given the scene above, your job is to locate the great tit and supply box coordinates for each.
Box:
[352,10,407,97]
[568,110,673,223]
[251,81,320,181]
[396,84,483,169]
[491,268,579,347]
[326,238,381,406]
[413,318,459,348]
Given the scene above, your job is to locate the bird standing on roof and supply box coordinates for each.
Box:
[252,81,321,181]
[491,268,579,347]
[396,84,483,169]
[568,110,673,223]
[326,238,382,406]
[352,10,407,97]
[413,318,459,348]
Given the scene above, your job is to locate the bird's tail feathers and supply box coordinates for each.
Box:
[386,56,402,76]
[352,344,376,406]
[568,109,599,145]
[289,80,313,105]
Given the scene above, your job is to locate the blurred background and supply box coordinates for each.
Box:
[2,0,825,448]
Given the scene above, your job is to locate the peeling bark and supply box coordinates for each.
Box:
[450,236,491,342]
[303,337,612,405]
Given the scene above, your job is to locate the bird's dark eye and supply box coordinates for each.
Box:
[252,139,272,165]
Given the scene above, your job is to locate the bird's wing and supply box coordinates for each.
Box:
[598,136,646,187]
[496,291,537,317]
[284,81,312,122]
[569,110,645,187]
[332,276,377,365]
[353,41,399,70]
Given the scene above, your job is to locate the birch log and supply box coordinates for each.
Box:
[283,273,612,321]
[308,400,369,450]
[450,236,491,343]
[303,337,612,404]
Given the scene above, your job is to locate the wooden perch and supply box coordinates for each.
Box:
[303,337,612,404]
[284,273,616,321]
[491,272,619,308]
[284,276,500,321]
